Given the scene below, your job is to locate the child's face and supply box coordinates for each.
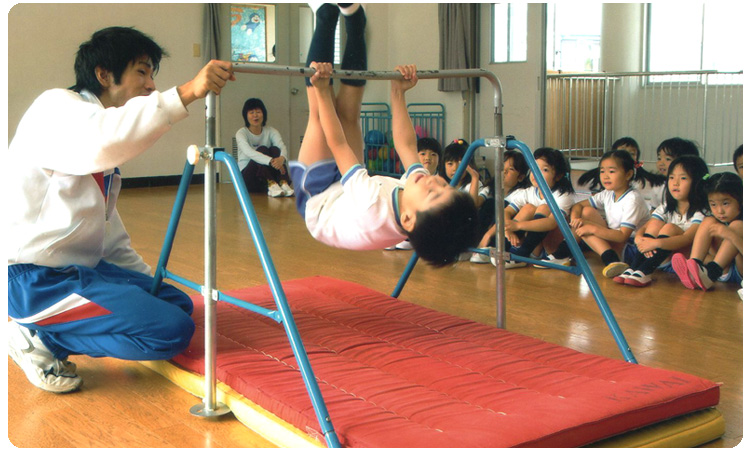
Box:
[657,149,674,175]
[529,157,559,189]
[418,149,440,175]
[599,157,633,192]
[444,159,460,180]
[735,155,743,178]
[708,192,741,224]
[503,157,524,192]
[616,144,638,161]
[402,172,455,215]
[667,165,692,203]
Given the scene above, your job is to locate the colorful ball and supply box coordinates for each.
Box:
[364,130,386,146]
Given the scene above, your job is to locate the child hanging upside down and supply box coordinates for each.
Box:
[288,4,478,266]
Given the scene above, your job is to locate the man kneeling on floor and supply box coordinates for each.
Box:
[6,26,235,393]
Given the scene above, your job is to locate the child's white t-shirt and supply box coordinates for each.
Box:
[589,188,651,234]
[507,187,575,217]
[650,203,705,232]
[304,164,428,251]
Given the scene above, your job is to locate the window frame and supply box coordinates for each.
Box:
[644,3,743,86]
[491,3,528,64]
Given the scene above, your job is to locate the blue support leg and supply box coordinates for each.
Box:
[150,161,195,295]
[507,139,637,363]
[215,152,342,448]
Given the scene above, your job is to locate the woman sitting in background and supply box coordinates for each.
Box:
[236,98,294,197]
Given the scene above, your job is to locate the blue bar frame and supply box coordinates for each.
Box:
[392,138,637,364]
[150,151,341,448]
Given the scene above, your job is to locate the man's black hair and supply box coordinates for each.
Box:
[71,27,166,96]
[407,190,479,267]
[242,98,268,127]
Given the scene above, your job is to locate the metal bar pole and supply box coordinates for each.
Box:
[484,137,507,328]
[233,64,503,119]
[190,91,230,418]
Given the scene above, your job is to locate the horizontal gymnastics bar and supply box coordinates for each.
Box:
[233,63,504,128]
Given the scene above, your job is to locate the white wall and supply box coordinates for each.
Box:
[7,3,545,179]
[8,3,207,179]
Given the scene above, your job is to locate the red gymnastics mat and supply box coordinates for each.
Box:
[150,276,722,447]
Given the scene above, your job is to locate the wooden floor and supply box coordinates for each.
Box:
[8,184,743,447]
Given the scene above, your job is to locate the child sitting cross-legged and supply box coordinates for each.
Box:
[616,155,709,287]
[672,172,743,296]
[551,150,651,278]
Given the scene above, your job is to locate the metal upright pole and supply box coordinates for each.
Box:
[190,91,230,417]
[486,137,507,329]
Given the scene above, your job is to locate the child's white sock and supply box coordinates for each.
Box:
[338,3,362,16]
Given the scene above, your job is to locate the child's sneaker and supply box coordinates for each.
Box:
[267,183,284,197]
[534,254,571,269]
[490,255,527,269]
[613,268,634,284]
[280,182,294,197]
[671,253,696,289]
[470,249,491,264]
[395,240,413,250]
[687,259,714,291]
[8,321,82,393]
[625,270,652,287]
[602,261,629,278]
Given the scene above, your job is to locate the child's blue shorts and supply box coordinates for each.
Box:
[289,159,341,218]
[720,264,743,284]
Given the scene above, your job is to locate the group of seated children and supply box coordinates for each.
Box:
[406,136,743,299]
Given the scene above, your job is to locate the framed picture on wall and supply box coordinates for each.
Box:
[231,4,267,62]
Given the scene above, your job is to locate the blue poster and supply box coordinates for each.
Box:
[231,4,267,62]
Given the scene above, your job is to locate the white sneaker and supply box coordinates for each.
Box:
[280,182,294,197]
[624,270,652,287]
[534,254,572,269]
[470,249,491,264]
[267,183,284,197]
[490,254,527,269]
[8,321,82,393]
[395,240,413,250]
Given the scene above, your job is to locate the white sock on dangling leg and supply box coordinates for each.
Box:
[338,3,362,16]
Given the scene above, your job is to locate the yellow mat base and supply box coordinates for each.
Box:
[590,408,725,448]
[140,360,324,448]
[142,360,724,448]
